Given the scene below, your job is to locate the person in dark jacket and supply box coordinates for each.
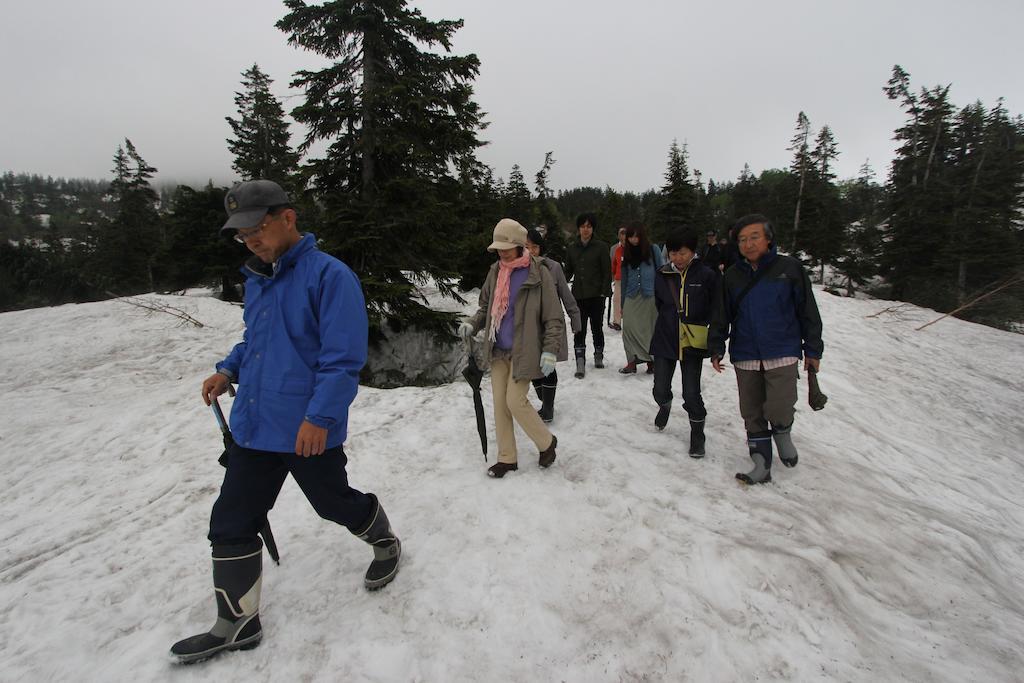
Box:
[650,229,719,455]
[707,214,823,485]
[526,227,582,423]
[170,180,401,664]
[563,212,611,378]
[698,230,723,272]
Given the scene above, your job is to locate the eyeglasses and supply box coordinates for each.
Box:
[234,213,280,244]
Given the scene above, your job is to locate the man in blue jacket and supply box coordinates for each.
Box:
[171,180,401,664]
[708,214,823,485]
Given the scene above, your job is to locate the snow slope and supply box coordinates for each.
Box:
[1,287,1022,681]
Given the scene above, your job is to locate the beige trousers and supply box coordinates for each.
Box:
[490,355,554,464]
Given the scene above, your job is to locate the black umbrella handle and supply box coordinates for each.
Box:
[211,397,230,437]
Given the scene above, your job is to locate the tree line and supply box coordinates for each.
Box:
[2,0,1021,334]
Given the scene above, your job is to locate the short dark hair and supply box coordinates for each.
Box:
[731,213,774,243]
[576,212,598,230]
[526,227,546,253]
[665,229,698,253]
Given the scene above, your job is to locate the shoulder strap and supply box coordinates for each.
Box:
[731,257,784,322]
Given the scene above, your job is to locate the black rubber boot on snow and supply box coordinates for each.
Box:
[688,419,706,457]
[352,493,401,591]
[772,423,798,468]
[538,385,556,423]
[170,539,264,664]
[736,431,772,485]
[654,402,671,431]
[574,349,586,379]
[594,347,605,369]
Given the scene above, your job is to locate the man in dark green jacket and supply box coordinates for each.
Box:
[564,212,611,378]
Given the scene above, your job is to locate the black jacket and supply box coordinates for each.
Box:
[650,258,719,359]
[698,243,723,270]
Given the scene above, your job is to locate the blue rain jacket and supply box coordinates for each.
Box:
[216,233,367,452]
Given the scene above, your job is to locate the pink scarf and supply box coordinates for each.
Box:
[489,252,532,340]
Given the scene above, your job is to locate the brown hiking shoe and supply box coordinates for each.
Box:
[487,462,518,478]
[539,435,558,468]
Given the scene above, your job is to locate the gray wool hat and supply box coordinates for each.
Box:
[221,179,291,234]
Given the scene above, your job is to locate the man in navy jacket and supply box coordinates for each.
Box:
[171,180,401,664]
[707,214,823,485]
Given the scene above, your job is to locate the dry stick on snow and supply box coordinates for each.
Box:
[915,276,1024,332]
[113,293,206,328]
[866,303,913,319]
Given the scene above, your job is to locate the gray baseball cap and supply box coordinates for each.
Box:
[220,180,291,234]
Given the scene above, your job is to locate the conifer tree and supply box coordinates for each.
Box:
[787,112,812,251]
[883,68,956,303]
[504,164,532,225]
[92,139,161,293]
[532,151,564,263]
[835,161,884,294]
[226,64,300,188]
[653,139,695,241]
[278,0,486,337]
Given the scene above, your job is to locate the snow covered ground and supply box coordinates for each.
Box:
[1,285,1022,681]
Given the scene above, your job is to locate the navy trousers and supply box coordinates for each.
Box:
[208,443,373,547]
[652,349,707,421]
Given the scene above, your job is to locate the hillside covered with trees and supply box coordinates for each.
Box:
[2,1,1021,333]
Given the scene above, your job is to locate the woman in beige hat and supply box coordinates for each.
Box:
[458,219,564,477]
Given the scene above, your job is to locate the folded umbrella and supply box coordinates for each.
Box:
[212,394,281,564]
[461,340,488,461]
[807,366,828,411]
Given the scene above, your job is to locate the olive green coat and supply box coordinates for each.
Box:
[468,257,565,381]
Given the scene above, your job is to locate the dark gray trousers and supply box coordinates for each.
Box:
[735,363,798,433]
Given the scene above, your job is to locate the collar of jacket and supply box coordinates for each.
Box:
[243,232,317,280]
[489,255,544,287]
[739,244,779,274]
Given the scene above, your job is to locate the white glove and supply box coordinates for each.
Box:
[540,352,557,376]
[458,322,475,340]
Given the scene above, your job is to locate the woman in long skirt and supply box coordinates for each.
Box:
[618,223,664,374]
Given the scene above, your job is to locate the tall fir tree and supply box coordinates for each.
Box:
[504,164,532,225]
[787,111,812,251]
[834,160,885,295]
[653,139,695,241]
[226,64,301,190]
[91,139,161,294]
[532,151,565,263]
[277,0,486,337]
[883,67,957,304]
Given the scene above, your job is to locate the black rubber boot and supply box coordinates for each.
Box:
[594,347,605,369]
[772,423,798,468]
[654,402,671,431]
[170,539,264,664]
[352,494,401,591]
[688,419,706,457]
[574,349,586,379]
[736,431,772,484]
[538,385,556,423]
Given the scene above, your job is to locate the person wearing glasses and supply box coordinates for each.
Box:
[171,179,401,664]
[707,214,823,485]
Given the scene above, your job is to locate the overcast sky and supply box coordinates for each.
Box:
[3,0,1023,193]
